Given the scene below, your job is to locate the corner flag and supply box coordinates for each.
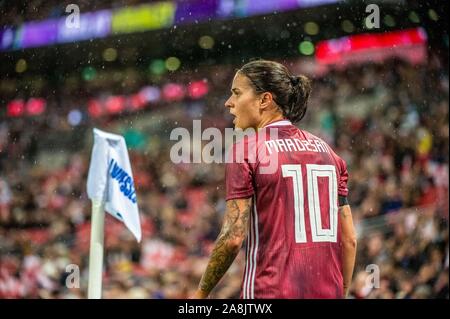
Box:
[86,128,142,298]
[87,128,141,241]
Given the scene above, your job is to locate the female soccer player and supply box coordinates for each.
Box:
[193,60,357,299]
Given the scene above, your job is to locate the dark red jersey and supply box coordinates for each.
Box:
[226,120,349,299]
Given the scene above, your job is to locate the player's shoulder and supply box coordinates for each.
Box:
[300,129,346,160]
[299,129,332,149]
[298,128,322,141]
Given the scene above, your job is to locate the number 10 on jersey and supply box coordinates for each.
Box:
[282,164,338,243]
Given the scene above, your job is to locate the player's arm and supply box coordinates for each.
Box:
[193,197,251,299]
[339,199,357,298]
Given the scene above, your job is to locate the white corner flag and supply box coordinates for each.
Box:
[86,128,141,298]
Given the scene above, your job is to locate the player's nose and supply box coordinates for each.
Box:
[224,96,233,109]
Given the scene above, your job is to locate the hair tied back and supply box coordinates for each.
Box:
[290,75,300,86]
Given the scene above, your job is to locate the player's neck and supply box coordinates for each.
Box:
[257,115,286,129]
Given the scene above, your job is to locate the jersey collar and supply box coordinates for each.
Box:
[264,119,293,128]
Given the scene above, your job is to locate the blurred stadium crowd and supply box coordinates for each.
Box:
[0,49,448,298]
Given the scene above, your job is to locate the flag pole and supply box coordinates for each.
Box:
[87,199,105,299]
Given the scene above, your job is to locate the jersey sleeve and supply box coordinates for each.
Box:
[225,142,255,201]
[337,156,349,197]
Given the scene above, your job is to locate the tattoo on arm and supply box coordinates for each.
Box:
[199,197,251,295]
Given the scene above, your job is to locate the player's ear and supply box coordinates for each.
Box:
[259,92,273,110]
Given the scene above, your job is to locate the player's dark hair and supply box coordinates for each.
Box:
[238,60,312,123]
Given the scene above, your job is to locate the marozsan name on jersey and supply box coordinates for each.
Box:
[265,138,330,154]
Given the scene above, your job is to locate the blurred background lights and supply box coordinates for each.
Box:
[198,35,215,49]
[105,96,125,114]
[82,66,97,81]
[304,22,319,35]
[7,100,25,117]
[165,57,181,71]
[149,59,166,75]
[87,99,102,117]
[103,48,118,62]
[67,109,83,126]
[428,9,439,21]
[409,11,420,23]
[341,20,355,33]
[162,83,185,101]
[188,80,209,99]
[129,93,147,110]
[298,41,314,55]
[140,86,161,103]
[26,98,46,115]
[1,29,13,48]
[16,59,27,73]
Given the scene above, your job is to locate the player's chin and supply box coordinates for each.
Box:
[234,122,244,130]
[233,117,239,128]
